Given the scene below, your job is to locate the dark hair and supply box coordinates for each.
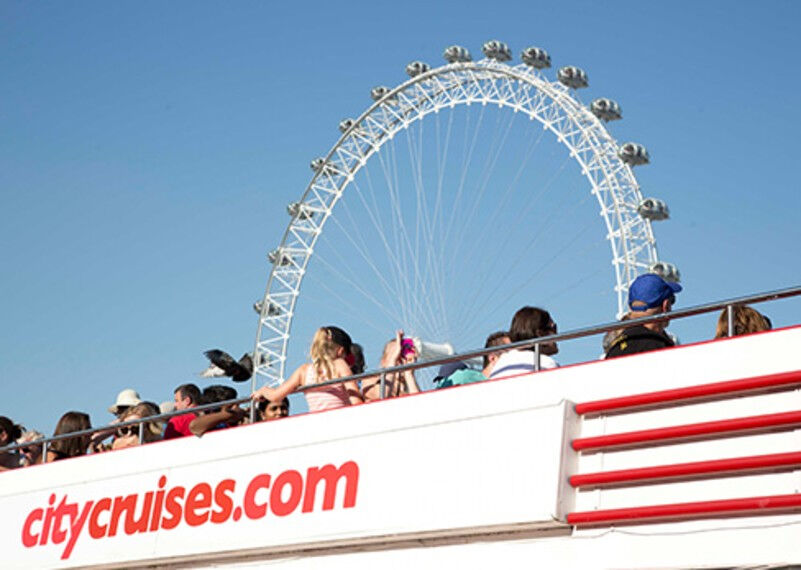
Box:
[325,325,353,352]
[174,383,201,405]
[257,397,290,413]
[0,416,22,445]
[50,411,91,459]
[509,307,553,344]
[350,343,366,375]
[483,331,510,369]
[202,385,237,405]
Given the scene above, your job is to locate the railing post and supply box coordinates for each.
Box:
[42,440,48,463]
[534,343,541,372]
[727,304,734,337]
[249,402,256,424]
[138,421,145,445]
[379,372,386,399]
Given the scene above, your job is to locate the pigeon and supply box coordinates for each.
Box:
[200,350,253,382]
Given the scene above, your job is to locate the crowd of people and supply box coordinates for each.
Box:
[0,274,775,472]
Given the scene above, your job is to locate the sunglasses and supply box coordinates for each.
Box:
[116,425,140,438]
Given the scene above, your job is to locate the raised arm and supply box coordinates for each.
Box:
[252,364,305,403]
[189,404,246,437]
[333,358,363,406]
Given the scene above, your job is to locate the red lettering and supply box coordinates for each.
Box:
[51,496,76,544]
[184,483,212,527]
[20,462,362,556]
[161,486,185,530]
[270,470,303,516]
[126,492,153,535]
[211,479,235,524]
[89,498,111,539]
[108,493,151,536]
[39,494,56,546]
[150,476,167,532]
[21,508,43,548]
[61,500,93,560]
[303,461,359,512]
[243,474,271,519]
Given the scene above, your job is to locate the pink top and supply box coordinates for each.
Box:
[303,365,349,411]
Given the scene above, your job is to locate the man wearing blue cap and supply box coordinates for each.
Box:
[605,273,682,359]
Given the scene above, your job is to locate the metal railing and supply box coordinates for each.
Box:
[2,284,799,462]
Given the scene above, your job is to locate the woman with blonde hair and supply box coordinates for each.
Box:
[714,305,771,339]
[253,326,363,412]
[111,402,162,450]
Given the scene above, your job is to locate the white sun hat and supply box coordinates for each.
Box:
[108,388,142,414]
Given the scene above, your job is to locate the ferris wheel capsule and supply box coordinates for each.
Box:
[406,61,430,77]
[287,201,314,220]
[371,85,391,101]
[590,98,622,121]
[254,301,282,316]
[618,142,650,166]
[310,157,342,176]
[649,261,680,283]
[268,248,292,267]
[521,46,551,69]
[482,40,512,62]
[443,45,472,63]
[637,197,669,221]
[558,66,588,89]
[338,118,357,133]
[310,157,325,172]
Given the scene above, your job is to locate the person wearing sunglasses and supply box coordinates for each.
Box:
[15,430,45,467]
[489,307,560,380]
[111,402,162,450]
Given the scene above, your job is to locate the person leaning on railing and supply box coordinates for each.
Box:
[189,385,246,437]
[253,326,363,412]
[110,402,162,450]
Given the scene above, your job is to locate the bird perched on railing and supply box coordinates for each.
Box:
[200,350,253,382]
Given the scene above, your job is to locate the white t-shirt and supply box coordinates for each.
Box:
[488,349,559,380]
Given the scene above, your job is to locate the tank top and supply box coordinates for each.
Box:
[303,364,350,411]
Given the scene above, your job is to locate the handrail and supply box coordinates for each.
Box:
[2,284,800,459]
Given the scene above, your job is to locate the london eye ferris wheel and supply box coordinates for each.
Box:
[252,41,678,389]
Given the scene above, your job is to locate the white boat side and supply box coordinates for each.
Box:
[2,326,801,569]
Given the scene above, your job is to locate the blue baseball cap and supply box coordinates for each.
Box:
[628,273,682,311]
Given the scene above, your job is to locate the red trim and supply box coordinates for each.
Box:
[567,493,801,526]
[571,410,801,452]
[570,451,801,489]
[574,370,801,417]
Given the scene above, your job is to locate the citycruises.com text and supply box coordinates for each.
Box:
[20,460,359,560]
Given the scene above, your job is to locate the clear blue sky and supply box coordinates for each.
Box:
[2,0,800,435]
